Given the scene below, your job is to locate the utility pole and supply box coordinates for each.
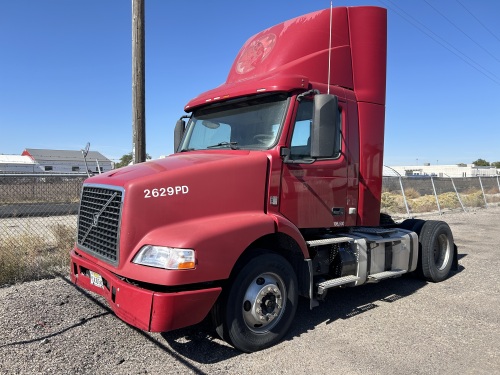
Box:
[132,0,146,163]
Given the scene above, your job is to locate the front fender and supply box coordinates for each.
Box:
[269,213,309,258]
[118,212,276,285]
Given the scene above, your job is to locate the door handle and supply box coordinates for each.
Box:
[332,207,344,216]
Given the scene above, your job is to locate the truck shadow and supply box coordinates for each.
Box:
[159,264,465,363]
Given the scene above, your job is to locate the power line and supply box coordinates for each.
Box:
[379,0,500,86]
[455,0,500,44]
[423,0,500,64]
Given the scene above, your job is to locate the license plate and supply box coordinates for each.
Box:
[89,270,104,288]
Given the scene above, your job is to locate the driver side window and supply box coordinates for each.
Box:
[289,99,342,160]
[290,101,313,159]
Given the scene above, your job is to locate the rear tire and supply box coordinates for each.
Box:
[398,218,425,234]
[213,252,298,352]
[380,213,396,226]
[418,220,454,282]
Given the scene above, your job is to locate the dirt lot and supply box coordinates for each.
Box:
[1,208,499,375]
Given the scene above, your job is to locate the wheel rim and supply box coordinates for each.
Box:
[242,272,287,333]
[433,233,451,271]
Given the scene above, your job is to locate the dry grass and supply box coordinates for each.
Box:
[486,194,500,204]
[486,187,500,195]
[408,195,438,213]
[381,192,407,213]
[438,192,462,209]
[0,224,74,286]
[381,189,487,215]
[403,188,420,199]
[461,191,485,207]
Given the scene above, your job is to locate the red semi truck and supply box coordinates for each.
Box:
[70,6,457,352]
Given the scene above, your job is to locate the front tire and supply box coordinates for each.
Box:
[418,220,454,282]
[213,252,298,352]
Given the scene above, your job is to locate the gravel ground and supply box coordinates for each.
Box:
[1,207,499,375]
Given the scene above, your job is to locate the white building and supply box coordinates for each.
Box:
[21,148,113,174]
[0,149,113,174]
[0,155,41,173]
[388,164,499,178]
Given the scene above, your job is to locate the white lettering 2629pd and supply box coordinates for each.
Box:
[144,186,189,198]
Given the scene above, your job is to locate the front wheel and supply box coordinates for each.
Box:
[213,252,298,352]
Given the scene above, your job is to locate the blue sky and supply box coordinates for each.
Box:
[1,0,499,166]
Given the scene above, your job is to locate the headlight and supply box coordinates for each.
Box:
[132,245,195,270]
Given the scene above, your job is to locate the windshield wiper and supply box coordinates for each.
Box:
[206,141,239,150]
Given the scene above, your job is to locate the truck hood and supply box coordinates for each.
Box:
[93,151,256,183]
[83,151,270,265]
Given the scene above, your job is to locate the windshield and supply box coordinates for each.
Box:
[179,94,289,151]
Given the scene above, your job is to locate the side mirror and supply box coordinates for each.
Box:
[174,118,186,152]
[310,94,339,158]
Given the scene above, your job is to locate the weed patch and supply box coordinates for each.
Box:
[0,225,75,286]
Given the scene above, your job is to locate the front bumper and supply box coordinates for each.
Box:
[70,249,221,332]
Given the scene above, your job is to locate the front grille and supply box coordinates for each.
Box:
[77,184,124,266]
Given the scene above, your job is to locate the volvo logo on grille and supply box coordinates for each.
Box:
[92,213,100,227]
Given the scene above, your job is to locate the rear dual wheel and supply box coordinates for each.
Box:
[400,219,455,282]
[419,220,454,282]
[212,252,298,352]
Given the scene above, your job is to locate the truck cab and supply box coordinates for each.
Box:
[70,6,456,352]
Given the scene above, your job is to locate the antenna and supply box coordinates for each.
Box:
[327,1,333,94]
[95,159,102,174]
[82,142,90,157]
[81,142,93,178]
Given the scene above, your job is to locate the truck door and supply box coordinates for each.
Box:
[280,99,348,229]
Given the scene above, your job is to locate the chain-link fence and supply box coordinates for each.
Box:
[0,173,85,285]
[1,172,499,286]
[382,173,500,219]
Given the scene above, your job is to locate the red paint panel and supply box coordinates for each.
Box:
[227,8,350,84]
[84,152,269,275]
[345,97,360,227]
[184,75,310,112]
[116,212,275,285]
[71,250,153,331]
[281,159,348,228]
[348,7,387,105]
[270,213,309,257]
[71,250,221,333]
[149,288,221,332]
[357,102,385,226]
[185,7,354,111]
